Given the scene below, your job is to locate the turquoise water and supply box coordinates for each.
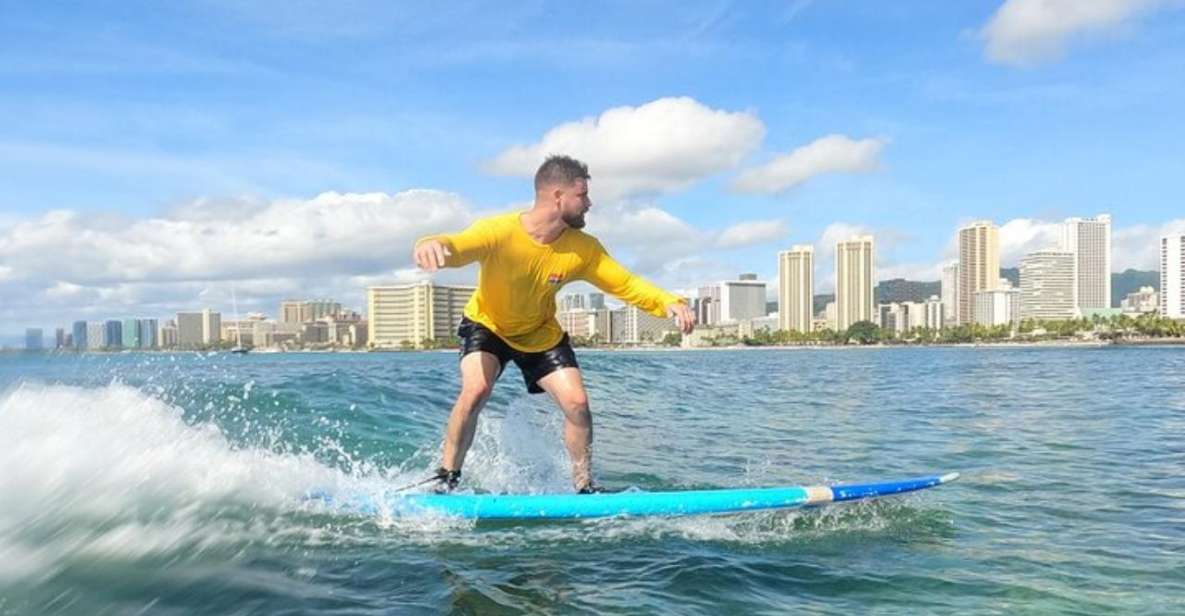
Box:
[1,347,1182,614]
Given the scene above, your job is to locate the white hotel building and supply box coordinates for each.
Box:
[1162,233,1185,319]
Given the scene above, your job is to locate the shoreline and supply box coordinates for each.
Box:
[9,338,1185,355]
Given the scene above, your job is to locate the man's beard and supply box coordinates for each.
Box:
[562,211,587,229]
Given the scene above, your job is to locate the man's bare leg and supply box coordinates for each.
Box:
[441,351,502,473]
[536,367,594,490]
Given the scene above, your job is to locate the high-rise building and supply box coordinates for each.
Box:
[877,302,925,335]
[139,318,159,349]
[175,311,218,347]
[122,318,141,349]
[25,328,43,350]
[975,282,1021,327]
[55,327,65,349]
[280,300,309,324]
[557,308,596,338]
[588,293,606,310]
[72,321,87,350]
[609,305,676,344]
[941,261,959,323]
[1063,215,1112,311]
[558,293,587,312]
[1162,233,1185,319]
[308,300,342,320]
[778,245,814,333]
[695,285,721,326]
[202,309,221,345]
[1019,250,1077,320]
[86,322,105,351]
[835,235,875,331]
[957,221,1000,325]
[159,321,179,349]
[924,295,944,330]
[367,282,475,348]
[104,320,123,350]
[719,278,767,324]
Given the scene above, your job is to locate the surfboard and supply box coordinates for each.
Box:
[309,472,958,520]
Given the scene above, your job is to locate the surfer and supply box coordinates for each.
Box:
[412,155,695,493]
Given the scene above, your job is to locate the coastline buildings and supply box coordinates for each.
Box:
[72,320,87,350]
[1019,250,1077,320]
[877,301,925,335]
[957,221,1000,325]
[925,295,944,330]
[974,280,1021,327]
[281,299,342,324]
[778,245,814,333]
[367,281,474,349]
[941,261,959,323]
[86,322,104,350]
[695,285,721,326]
[1162,233,1185,319]
[610,305,677,343]
[1063,215,1112,312]
[558,293,586,312]
[176,309,221,348]
[835,235,875,331]
[1121,286,1159,315]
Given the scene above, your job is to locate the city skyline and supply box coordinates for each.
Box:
[3,2,1185,343]
[9,210,1181,347]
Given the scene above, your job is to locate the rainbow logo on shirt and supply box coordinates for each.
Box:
[547,273,564,285]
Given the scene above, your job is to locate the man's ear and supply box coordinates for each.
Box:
[552,188,564,205]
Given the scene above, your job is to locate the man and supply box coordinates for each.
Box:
[412,155,695,493]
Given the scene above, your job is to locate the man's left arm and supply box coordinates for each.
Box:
[579,241,695,334]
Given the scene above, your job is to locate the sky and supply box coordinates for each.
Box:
[2,0,1185,343]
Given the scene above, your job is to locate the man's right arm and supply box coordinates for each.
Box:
[413,219,497,271]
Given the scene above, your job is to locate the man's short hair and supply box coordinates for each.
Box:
[534,155,590,191]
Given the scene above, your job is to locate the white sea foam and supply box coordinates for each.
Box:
[0,383,353,582]
[0,382,905,584]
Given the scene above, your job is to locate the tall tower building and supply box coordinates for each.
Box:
[280,300,309,324]
[72,320,88,351]
[719,278,767,323]
[957,221,1000,325]
[367,281,475,348]
[941,261,959,323]
[835,235,875,331]
[1063,215,1112,311]
[1162,233,1185,319]
[1019,250,1077,320]
[778,245,814,333]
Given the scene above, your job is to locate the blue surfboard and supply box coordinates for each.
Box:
[309,472,958,520]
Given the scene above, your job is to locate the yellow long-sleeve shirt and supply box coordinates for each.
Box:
[418,211,685,352]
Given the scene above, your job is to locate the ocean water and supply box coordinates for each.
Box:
[0,347,1182,615]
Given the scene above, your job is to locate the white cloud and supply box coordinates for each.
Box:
[998,218,1065,266]
[1113,218,1185,270]
[484,97,765,201]
[715,219,788,249]
[0,190,473,285]
[1,190,773,332]
[981,0,1170,66]
[732,134,886,194]
[584,201,708,272]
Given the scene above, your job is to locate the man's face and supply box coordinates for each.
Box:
[558,179,591,229]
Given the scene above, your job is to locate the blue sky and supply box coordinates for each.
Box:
[2,1,1184,342]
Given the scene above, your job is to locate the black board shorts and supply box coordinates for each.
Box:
[456,317,579,394]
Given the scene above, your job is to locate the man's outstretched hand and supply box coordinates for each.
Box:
[667,302,695,334]
[413,239,451,272]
